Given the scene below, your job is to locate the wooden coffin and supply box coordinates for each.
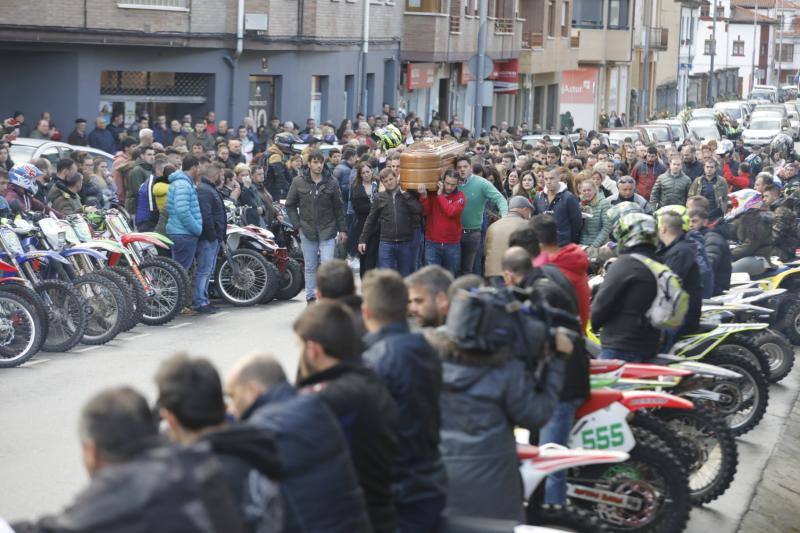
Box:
[399,140,466,190]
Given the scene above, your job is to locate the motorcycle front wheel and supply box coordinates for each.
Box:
[216,249,275,306]
[37,279,88,353]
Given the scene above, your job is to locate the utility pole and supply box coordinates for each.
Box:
[640,0,652,122]
[473,0,488,136]
[778,0,784,84]
[707,0,717,105]
[751,1,758,91]
[359,0,370,115]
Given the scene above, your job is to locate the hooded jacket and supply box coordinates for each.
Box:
[243,381,371,533]
[546,244,591,331]
[298,361,399,533]
[135,175,159,231]
[265,145,291,200]
[657,233,702,332]
[196,177,227,242]
[431,332,565,522]
[284,168,346,242]
[200,425,284,533]
[591,245,661,358]
[166,170,202,237]
[47,179,83,216]
[533,188,583,246]
[125,160,154,215]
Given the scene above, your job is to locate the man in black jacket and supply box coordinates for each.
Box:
[682,145,704,179]
[657,210,702,334]
[226,354,372,533]
[316,258,368,341]
[295,301,399,533]
[154,354,284,533]
[361,269,447,533]
[285,149,347,303]
[690,206,731,296]
[591,213,661,361]
[12,387,244,533]
[358,168,422,277]
[195,162,226,314]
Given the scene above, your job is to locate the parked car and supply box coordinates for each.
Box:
[748,86,778,103]
[8,138,114,168]
[753,103,788,118]
[651,119,689,144]
[741,114,792,148]
[637,123,674,147]
[687,119,721,141]
[601,127,651,147]
[689,107,716,121]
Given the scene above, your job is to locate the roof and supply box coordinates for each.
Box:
[730,6,778,23]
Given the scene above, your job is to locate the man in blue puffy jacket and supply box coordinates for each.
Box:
[226,354,372,533]
[166,155,203,314]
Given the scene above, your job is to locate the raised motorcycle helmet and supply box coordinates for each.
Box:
[744,153,763,176]
[273,131,302,154]
[715,139,734,156]
[725,188,763,221]
[655,204,690,232]
[770,133,794,159]
[613,212,659,251]
[8,163,40,195]
[371,123,403,150]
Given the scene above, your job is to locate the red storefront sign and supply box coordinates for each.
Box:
[491,59,519,94]
[406,63,436,90]
[560,68,599,104]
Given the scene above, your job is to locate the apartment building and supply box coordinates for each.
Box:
[0,0,402,129]
[567,0,635,130]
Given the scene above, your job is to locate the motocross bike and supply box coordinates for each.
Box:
[0,223,87,353]
[589,359,739,506]
[0,259,46,368]
[731,261,800,345]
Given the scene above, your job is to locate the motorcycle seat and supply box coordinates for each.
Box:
[750,265,789,280]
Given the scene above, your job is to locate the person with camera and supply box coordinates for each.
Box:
[430,256,569,522]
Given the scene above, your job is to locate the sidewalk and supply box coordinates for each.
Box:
[737,378,800,533]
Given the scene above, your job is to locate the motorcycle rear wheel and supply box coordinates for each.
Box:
[37,279,88,353]
[703,350,769,437]
[0,290,43,368]
[216,249,274,306]
[74,273,125,345]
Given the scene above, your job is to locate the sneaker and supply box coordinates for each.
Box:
[180,307,198,316]
[197,305,218,315]
[306,297,316,306]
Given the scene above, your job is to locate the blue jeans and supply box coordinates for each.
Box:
[300,234,336,300]
[539,399,582,505]
[411,226,425,270]
[459,230,482,276]
[378,240,415,276]
[424,240,460,276]
[599,347,653,363]
[194,239,219,308]
[169,233,199,271]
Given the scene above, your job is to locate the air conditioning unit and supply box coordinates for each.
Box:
[245,13,269,32]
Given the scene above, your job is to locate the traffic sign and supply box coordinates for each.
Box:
[468,54,494,80]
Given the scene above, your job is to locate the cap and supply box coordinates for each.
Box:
[509,196,534,210]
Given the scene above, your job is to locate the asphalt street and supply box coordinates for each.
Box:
[0,295,797,532]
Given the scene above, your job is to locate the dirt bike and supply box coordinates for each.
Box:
[517,442,629,531]
[587,320,770,437]
[589,359,739,507]
[730,261,800,345]
[0,223,87,353]
[207,239,275,306]
[517,389,693,533]
[0,259,46,368]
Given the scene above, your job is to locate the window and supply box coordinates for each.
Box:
[117,0,188,10]
[777,43,795,62]
[572,0,602,28]
[406,0,441,12]
[704,39,715,55]
[715,4,723,18]
[700,4,709,17]
[561,1,570,37]
[608,0,629,29]
[548,0,556,36]
[733,39,745,56]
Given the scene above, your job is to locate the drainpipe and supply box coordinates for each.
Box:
[360,0,371,115]
[224,0,245,122]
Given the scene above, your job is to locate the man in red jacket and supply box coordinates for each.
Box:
[718,141,749,191]
[531,214,590,332]
[417,171,466,276]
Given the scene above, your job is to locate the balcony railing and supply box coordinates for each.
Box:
[494,18,514,34]
[635,27,669,51]
[449,15,461,33]
[522,31,544,49]
[570,32,580,48]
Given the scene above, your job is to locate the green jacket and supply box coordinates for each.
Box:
[688,175,729,214]
[458,175,508,230]
[285,169,346,242]
[579,193,607,248]
[47,180,83,216]
[650,171,692,210]
[125,161,153,215]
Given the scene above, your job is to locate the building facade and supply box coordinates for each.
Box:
[0,0,402,130]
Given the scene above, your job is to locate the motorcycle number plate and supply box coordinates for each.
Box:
[568,403,635,453]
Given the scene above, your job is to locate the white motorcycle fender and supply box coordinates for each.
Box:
[567,402,636,453]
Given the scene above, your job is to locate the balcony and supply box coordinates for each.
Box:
[577,27,634,63]
[402,12,523,62]
[635,27,669,51]
[522,31,544,49]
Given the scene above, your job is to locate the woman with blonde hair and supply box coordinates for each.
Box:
[532,164,546,191]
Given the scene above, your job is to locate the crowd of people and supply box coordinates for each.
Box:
[2,104,799,531]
